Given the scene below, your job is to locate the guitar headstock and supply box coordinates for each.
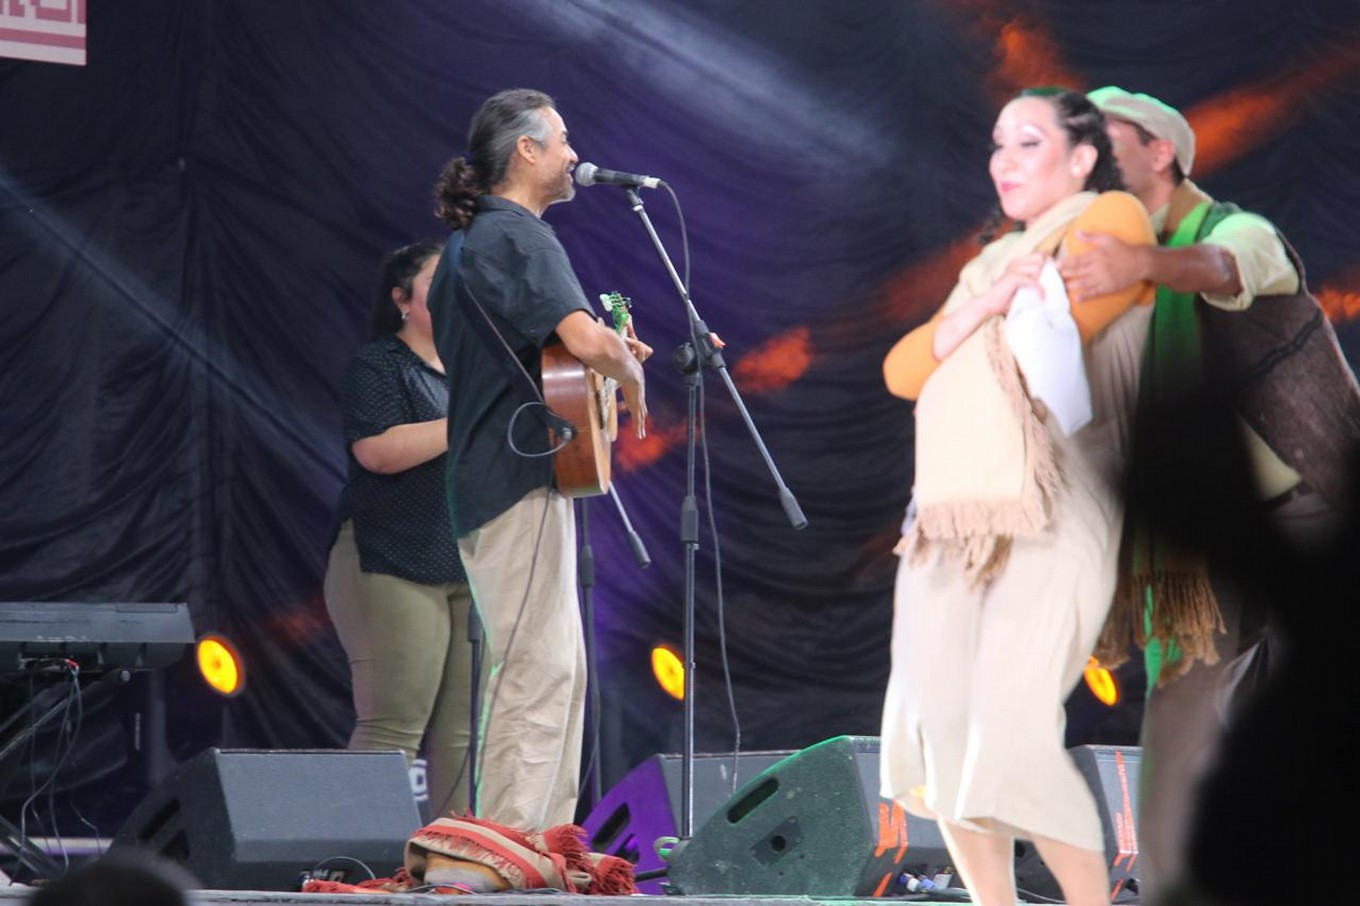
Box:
[598,291,633,334]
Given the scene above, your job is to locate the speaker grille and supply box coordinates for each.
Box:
[665,735,949,897]
[111,748,421,890]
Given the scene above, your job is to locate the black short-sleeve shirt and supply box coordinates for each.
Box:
[335,334,465,584]
[428,195,591,535]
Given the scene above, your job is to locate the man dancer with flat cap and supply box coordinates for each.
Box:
[1059,87,1360,902]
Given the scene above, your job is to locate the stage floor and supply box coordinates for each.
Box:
[0,893,1012,906]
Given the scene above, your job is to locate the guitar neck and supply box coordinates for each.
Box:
[600,291,633,337]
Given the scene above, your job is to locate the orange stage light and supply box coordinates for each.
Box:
[651,643,685,701]
[1083,656,1120,707]
[197,633,246,698]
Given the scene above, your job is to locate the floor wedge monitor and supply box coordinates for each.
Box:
[581,749,793,894]
[664,735,949,897]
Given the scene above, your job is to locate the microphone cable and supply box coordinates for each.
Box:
[698,366,743,793]
[669,183,741,793]
[17,660,82,877]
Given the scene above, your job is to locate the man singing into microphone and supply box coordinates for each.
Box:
[427,88,651,830]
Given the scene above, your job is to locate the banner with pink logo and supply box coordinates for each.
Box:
[0,0,86,66]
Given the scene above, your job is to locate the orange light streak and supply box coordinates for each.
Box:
[731,326,813,393]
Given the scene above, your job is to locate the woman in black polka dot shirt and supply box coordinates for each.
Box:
[323,240,480,820]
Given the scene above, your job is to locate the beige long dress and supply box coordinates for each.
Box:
[879,193,1153,850]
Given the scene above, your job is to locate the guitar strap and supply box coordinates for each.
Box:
[434,227,577,443]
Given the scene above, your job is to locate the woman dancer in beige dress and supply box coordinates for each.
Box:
[879,88,1155,906]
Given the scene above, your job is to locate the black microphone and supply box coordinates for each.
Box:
[574,162,665,189]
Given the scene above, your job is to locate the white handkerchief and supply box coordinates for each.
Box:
[1002,259,1092,435]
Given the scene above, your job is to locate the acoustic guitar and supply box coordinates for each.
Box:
[541,291,635,498]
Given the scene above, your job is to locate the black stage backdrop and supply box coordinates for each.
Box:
[1,0,1358,834]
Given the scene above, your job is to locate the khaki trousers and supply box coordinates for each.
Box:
[323,520,480,818]
[458,487,586,830]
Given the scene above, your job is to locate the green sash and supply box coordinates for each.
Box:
[1138,201,1211,689]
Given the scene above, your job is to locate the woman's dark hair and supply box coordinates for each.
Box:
[1018,86,1124,192]
[371,239,442,336]
[432,88,556,229]
[981,86,1125,242]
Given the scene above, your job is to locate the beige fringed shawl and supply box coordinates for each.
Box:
[1094,183,1223,686]
[905,192,1096,585]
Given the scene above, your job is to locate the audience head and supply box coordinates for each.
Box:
[28,852,196,906]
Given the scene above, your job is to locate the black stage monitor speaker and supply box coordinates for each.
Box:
[1014,744,1141,900]
[110,748,421,891]
[664,735,950,897]
[581,748,793,894]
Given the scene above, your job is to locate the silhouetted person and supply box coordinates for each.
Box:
[27,853,195,906]
[1118,373,1359,905]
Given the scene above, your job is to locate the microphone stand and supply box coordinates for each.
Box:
[577,498,602,809]
[619,185,806,844]
[467,606,483,817]
[577,484,650,817]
